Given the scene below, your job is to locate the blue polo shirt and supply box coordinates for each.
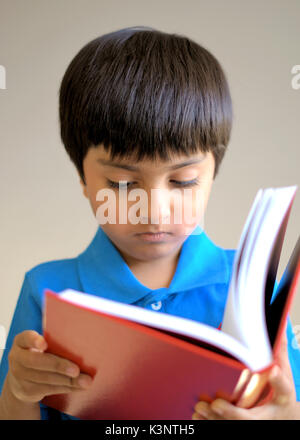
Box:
[0,225,300,419]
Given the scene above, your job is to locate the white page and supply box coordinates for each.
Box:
[222,186,297,358]
[237,186,297,355]
[221,188,264,338]
[56,289,271,371]
[234,189,273,347]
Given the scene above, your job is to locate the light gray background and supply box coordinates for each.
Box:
[0,0,299,360]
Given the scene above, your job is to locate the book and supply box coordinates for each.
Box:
[42,186,300,420]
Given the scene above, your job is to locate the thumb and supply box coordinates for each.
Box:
[15,330,47,352]
[274,322,289,367]
[273,322,295,387]
[268,364,295,405]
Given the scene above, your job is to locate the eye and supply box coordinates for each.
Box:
[106,177,199,189]
[170,178,200,187]
[106,179,136,189]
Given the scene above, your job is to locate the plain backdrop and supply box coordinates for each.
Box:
[0,0,299,362]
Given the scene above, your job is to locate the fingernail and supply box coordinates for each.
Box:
[196,408,209,418]
[78,376,93,388]
[66,366,79,377]
[36,337,47,350]
[194,402,209,418]
[270,365,280,379]
[211,399,226,415]
[192,412,202,420]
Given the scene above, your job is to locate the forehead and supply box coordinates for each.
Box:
[88,144,209,171]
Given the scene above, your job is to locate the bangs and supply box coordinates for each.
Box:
[60,27,232,179]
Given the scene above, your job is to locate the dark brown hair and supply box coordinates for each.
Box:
[59,26,233,183]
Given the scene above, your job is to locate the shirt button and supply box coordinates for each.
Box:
[151,301,162,311]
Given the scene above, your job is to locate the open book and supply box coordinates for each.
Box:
[42,186,300,420]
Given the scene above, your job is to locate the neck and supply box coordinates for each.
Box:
[121,248,182,290]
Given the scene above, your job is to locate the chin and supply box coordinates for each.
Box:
[128,241,179,261]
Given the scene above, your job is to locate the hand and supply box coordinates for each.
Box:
[192,327,300,420]
[7,330,93,403]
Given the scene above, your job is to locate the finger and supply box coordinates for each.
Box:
[14,331,47,352]
[193,401,211,420]
[42,384,84,397]
[209,399,255,420]
[268,365,295,405]
[194,401,225,420]
[274,326,290,372]
[192,412,207,420]
[12,378,85,402]
[13,364,93,389]
[13,346,81,378]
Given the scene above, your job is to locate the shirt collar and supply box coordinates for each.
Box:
[77,225,230,304]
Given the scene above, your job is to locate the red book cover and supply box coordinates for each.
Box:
[42,290,250,420]
[41,234,300,419]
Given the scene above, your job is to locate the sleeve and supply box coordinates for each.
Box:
[0,272,71,420]
[286,317,300,401]
[0,272,42,393]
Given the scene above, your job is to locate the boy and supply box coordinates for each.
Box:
[0,26,300,420]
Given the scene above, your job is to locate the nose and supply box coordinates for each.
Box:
[146,188,171,225]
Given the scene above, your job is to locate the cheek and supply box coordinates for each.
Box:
[175,183,212,236]
[101,223,131,240]
[174,185,211,221]
[92,189,135,229]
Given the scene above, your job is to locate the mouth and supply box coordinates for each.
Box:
[135,231,172,243]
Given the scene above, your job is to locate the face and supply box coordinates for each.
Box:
[79,144,215,264]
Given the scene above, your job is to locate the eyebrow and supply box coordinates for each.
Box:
[96,155,206,171]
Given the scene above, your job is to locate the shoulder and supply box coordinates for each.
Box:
[26,257,79,288]
[223,248,236,270]
[23,230,100,300]
[23,257,81,308]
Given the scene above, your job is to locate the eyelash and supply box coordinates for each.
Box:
[106,178,200,189]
